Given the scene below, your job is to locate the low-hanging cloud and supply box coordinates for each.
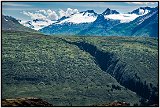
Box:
[58,8,79,18]
[66,8,79,16]
[22,8,79,21]
[47,10,59,20]
[22,11,47,20]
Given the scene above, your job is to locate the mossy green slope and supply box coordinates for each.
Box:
[2,31,158,106]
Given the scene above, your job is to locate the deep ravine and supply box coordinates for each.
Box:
[60,38,158,105]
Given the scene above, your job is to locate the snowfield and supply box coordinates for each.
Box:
[57,12,97,24]
[104,14,139,23]
[19,20,56,30]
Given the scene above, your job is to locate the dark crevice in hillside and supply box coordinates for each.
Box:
[61,39,121,73]
[60,39,126,84]
[60,38,158,105]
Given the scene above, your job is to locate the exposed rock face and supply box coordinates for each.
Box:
[2,97,53,107]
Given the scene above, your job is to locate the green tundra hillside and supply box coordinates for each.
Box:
[2,30,158,106]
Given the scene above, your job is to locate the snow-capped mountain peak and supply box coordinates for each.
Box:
[19,19,56,30]
[20,10,98,30]
[80,10,97,16]
[56,10,98,24]
[135,9,158,25]
[102,8,119,15]
[128,7,154,15]
[103,7,155,23]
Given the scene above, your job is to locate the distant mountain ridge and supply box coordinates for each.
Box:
[128,7,155,15]
[2,15,35,32]
[104,7,158,37]
[80,10,98,16]
[19,19,56,30]
[102,8,119,15]
[38,6,158,37]
[5,6,158,37]
[78,15,120,36]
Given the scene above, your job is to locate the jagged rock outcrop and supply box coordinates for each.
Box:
[2,97,53,107]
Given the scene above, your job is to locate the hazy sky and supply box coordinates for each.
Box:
[2,2,158,20]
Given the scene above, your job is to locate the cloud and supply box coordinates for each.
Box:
[36,10,47,15]
[58,9,66,18]
[36,9,59,20]
[126,2,156,5]
[23,9,58,20]
[66,8,79,16]
[22,8,79,21]
[22,11,46,20]
[47,10,59,20]
[58,8,79,18]
[2,2,31,7]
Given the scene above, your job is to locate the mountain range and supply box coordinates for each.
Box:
[17,6,158,37]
